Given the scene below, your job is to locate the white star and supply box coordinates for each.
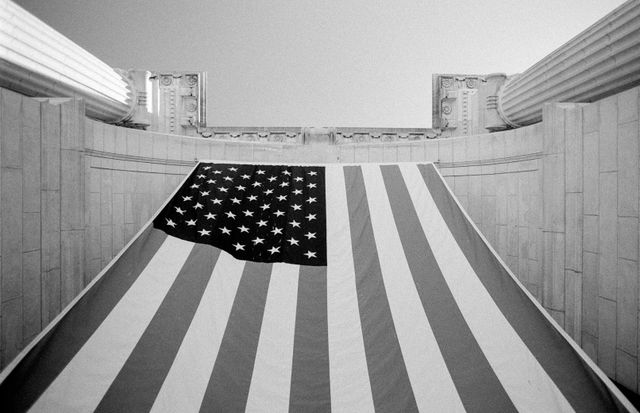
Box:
[175,207,185,215]
[203,166,211,170]
[293,189,303,195]
[220,227,231,235]
[229,167,238,172]
[308,171,317,176]
[205,212,216,220]
[166,218,176,227]
[305,213,316,221]
[274,210,285,217]
[271,227,283,235]
[252,237,265,245]
[277,195,287,201]
[238,225,249,233]
[252,181,262,187]
[224,176,233,181]
[233,242,245,251]
[260,204,270,211]
[268,176,277,182]
[283,170,291,175]
[190,184,200,189]
[247,195,258,201]
[231,197,241,204]
[193,202,203,209]
[307,183,317,188]
[235,185,246,191]
[225,211,236,219]
[280,182,289,187]
[255,220,267,228]
[306,197,317,204]
[287,237,299,246]
[218,187,228,193]
[256,169,265,175]
[200,191,210,196]
[264,189,274,195]
[213,170,222,174]
[198,228,211,236]
[212,198,222,205]
[292,204,301,211]
[197,174,206,179]
[207,179,216,184]
[304,251,317,259]
[241,174,251,179]
[182,196,192,201]
[304,232,316,239]
[268,246,280,254]
[243,210,254,217]
[186,219,197,226]
[295,177,304,182]
[290,220,300,228]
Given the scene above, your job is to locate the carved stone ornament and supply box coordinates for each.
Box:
[185,102,197,112]
[465,78,477,89]
[442,104,452,115]
[441,77,453,88]
[160,75,173,86]
[185,74,198,86]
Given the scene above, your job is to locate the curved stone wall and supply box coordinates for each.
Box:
[1,86,639,394]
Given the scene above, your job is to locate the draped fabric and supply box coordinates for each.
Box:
[0,162,634,412]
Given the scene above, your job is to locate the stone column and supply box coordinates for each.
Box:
[497,0,640,128]
[0,0,136,123]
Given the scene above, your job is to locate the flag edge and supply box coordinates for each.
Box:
[0,163,201,384]
[429,164,638,413]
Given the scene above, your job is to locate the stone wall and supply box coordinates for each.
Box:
[1,86,640,394]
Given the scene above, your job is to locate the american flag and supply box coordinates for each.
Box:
[0,162,634,412]
[153,163,327,265]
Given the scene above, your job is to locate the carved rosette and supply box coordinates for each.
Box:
[160,75,173,86]
[185,74,198,86]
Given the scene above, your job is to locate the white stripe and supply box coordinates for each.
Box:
[401,164,575,413]
[29,236,194,413]
[325,165,375,413]
[360,164,465,413]
[150,251,245,413]
[245,263,300,413]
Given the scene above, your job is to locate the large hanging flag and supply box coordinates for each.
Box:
[0,162,635,412]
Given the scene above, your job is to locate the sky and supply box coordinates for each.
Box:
[15,0,628,128]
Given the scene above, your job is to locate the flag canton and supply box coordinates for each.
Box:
[154,163,327,266]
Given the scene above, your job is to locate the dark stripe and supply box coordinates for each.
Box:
[419,164,625,412]
[95,243,221,412]
[343,166,419,413]
[289,265,331,412]
[199,261,272,412]
[380,165,517,413]
[0,227,167,412]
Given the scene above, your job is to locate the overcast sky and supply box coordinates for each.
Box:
[16,0,627,128]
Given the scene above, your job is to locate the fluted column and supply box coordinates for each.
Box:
[498,0,640,127]
[0,0,136,123]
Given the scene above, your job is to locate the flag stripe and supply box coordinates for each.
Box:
[199,261,273,412]
[0,226,167,412]
[325,165,375,413]
[343,165,419,413]
[402,164,574,412]
[245,263,300,413]
[379,164,518,413]
[289,265,332,412]
[361,164,466,412]
[149,251,245,413]
[94,243,222,412]
[418,163,621,412]
[29,235,195,413]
